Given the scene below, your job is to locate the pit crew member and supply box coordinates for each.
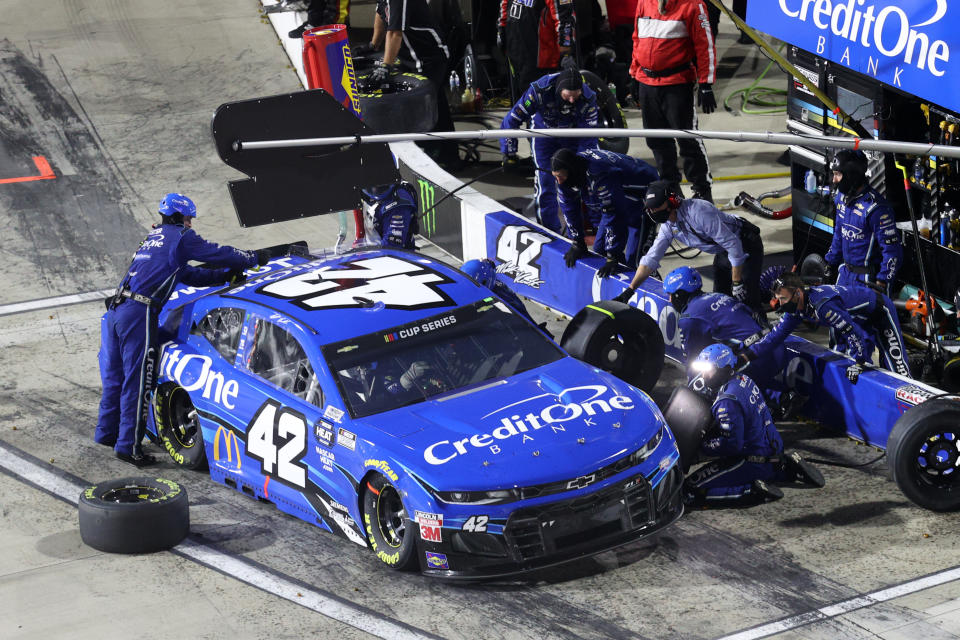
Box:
[684,344,824,506]
[360,181,419,250]
[95,193,264,467]
[631,0,716,203]
[824,150,902,294]
[661,266,801,418]
[615,181,765,308]
[500,59,599,232]
[744,272,912,383]
[461,258,532,319]
[550,148,660,275]
[498,0,576,102]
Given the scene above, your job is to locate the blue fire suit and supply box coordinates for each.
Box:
[556,149,659,266]
[679,292,787,394]
[824,187,902,292]
[500,72,599,232]
[684,373,786,503]
[746,285,911,378]
[95,224,257,456]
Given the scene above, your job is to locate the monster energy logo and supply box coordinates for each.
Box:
[418,179,437,236]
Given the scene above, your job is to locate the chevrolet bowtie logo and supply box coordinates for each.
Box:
[566,473,597,490]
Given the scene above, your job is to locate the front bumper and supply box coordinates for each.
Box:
[417,465,684,579]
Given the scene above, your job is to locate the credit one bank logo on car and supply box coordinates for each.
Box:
[753,1,956,110]
[423,385,635,465]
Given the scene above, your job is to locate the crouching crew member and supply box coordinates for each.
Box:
[551,148,660,275]
[744,272,912,383]
[684,344,825,506]
[95,193,265,467]
[824,149,902,294]
[615,181,765,308]
[661,266,801,419]
[500,60,599,233]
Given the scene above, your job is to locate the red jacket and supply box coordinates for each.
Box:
[630,0,716,86]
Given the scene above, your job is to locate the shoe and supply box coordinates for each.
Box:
[775,391,807,421]
[782,451,825,487]
[692,188,713,204]
[738,32,753,45]
[751,479,784,502]
[288,22,313,38]
[115,451,160,468]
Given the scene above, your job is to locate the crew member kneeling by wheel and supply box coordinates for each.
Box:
[684,344,824,507]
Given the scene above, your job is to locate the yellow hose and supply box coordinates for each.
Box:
[680,170,790,184]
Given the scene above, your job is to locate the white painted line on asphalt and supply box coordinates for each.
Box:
[716,566,960,640]
[0,446,436,640]
[0,288,115,317]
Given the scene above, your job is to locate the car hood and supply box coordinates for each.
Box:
[358,359,667,490]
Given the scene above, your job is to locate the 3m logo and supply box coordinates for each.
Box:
[566,473,597,490]
[418,179,437,236]
[213,426,242,470]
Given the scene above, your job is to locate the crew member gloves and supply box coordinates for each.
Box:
[226,268,247,285]
[698,84,717,114]
[731,280,747,302]
[564,240,587,268]
[502,154,519,171]
[255,249,271,266]
[369,60,398,87]
[613,286,636,304]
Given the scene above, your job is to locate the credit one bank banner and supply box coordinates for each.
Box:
[747,1,959,113]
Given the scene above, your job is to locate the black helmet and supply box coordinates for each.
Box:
[829,149,868,194]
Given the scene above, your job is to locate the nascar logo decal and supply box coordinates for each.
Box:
[259,255,456,311]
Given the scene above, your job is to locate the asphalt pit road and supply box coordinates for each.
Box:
[35,529,89,560]
[778,500,904,528]
[188,522,278,555]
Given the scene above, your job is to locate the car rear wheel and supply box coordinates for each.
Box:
[561,300,665,392]
[362,473,418,570]
[888,399,960,511]
[154,383,206,470]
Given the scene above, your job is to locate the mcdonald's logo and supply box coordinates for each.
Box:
[213,425,242,470]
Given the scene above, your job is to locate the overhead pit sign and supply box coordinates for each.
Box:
[748,1,958,112]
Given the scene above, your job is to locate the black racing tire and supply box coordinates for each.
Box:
[362,473,418,570]
[662,386,711,473]
[888,399,960,511]
[800,253,827,284]
[581,70,628,154]
[941,358,960,393]
[78,477,189,553]
[561,300,665,392]
[357,71,437,134]
[154,383,206,470]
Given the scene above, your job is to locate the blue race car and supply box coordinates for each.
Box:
[147,247,682,578]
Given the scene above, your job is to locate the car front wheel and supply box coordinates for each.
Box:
[362,473,418,570]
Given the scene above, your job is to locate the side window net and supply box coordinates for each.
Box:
[191,307,245,363]
[248,319,323,407]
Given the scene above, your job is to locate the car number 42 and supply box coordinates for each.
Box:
[246,401,308,488]
[462,515,489,532]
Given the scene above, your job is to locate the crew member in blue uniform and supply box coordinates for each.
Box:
[684,344,824,506]
[614,181,765,309]
[500,59,599,233]
[744,272,912,383]
[460,258,531,319]
[95,193,265,467]
[824,150,902,294]
[550,148,660,275]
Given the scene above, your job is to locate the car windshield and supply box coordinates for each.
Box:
[323,298,563,418]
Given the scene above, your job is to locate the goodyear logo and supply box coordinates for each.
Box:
[342,42,362,117]
[364,458,399,482]
[418,179,437,236]
[213,425,242,470]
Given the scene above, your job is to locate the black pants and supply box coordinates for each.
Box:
[637,82,712,197]
[417,55,458,163]
[713,228,764,310]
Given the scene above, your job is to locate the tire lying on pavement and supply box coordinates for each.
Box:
[561,300,665,392]
[357,71,437,134]
[78,477,189,553]
[662,386,711,472]
[888,399,960,511]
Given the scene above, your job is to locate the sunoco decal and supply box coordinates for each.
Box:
[748,1,958,113]
[423,385,635,465]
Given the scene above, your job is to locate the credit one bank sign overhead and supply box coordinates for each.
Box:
[748,1,958,112]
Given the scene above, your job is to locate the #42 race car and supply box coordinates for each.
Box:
[147,247,682,577]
